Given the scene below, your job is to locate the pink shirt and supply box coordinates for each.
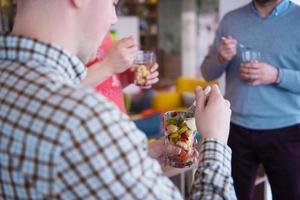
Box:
[86,34,126,112]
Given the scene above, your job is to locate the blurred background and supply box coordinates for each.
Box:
[1,0,300,84]
[2,1,300,199]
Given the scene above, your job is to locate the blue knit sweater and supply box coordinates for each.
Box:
[201,1,300,129]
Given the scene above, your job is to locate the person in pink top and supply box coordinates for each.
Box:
[83,33,159,112]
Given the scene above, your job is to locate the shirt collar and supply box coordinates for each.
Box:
[251,0,290,19]
[0,34,86,84]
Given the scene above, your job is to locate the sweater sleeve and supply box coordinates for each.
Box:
[277,68,300,94]
[201,17,230,81]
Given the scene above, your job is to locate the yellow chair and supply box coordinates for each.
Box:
[152,77,217,112]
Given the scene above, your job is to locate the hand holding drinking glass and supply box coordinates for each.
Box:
[103,37,138,74]
[240,50,279,85]
[164,111,199,168]
[133,50,159,88]
[240,50,261,82]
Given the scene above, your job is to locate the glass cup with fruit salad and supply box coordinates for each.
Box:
[133,50,155,86]
[163,111,198,168]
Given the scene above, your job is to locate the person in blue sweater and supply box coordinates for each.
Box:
[201,0,300,199]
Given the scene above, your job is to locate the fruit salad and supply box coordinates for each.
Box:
[164,111,197,168]
[135,64,150,86]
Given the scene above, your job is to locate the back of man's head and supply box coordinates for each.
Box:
[13,0,118,63]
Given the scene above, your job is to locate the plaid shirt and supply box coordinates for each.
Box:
[0,35,236,200]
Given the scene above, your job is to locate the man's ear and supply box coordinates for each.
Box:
[69,0,82,8]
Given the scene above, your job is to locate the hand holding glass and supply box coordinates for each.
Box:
[133,51,155,86]
[241,50,261,82]
[164,111,197,168]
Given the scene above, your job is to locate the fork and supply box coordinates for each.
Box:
[221,37,252,50]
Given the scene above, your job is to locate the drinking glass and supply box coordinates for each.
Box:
[163,111,197,168]
[241,50,261,63]
[133,50,155,86]
[241,50,261,82]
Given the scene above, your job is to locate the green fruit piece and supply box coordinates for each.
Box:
[167,118,178,125]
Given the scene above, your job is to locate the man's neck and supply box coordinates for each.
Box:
[253,0,282,17]
[12,7,78,58]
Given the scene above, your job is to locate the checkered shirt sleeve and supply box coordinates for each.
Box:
[190,139,237,200]
[53,91,182,199]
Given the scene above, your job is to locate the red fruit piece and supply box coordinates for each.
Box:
[181,134,188,141]
[171,112,177,117]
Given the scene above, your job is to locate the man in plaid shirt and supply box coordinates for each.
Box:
[0,0,236,199]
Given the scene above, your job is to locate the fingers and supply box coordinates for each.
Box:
[146,71,159,80]
[206,84,223,107]
[211,84,222,96]
[166,144,181,156]
[118,37,136,48]
[141,65,159,89]
[219,37,237,62]
[143,77,159,88]
[240,72,260,81]
[110,41,137,64]
[193,149,199,158]
[225,100,231,108]
[113,38,137,55]
[140,85,152,89]
[195,86,205,113]
[114,38,138,66]
[221,48,236,58]
[155,137,165,145]
[240,67,260,77]
[222,43,236,50]
[157,157,167,167]
[221,36,236,44]
[204,85,212,96]
[150,63,159,72]
[126,46,138,54]
[192,150,199,164]
[221,44,236,52]
[240,64,261,82]
[241,61,260,69]
[221,36,237,47]
[240,71,259,82]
